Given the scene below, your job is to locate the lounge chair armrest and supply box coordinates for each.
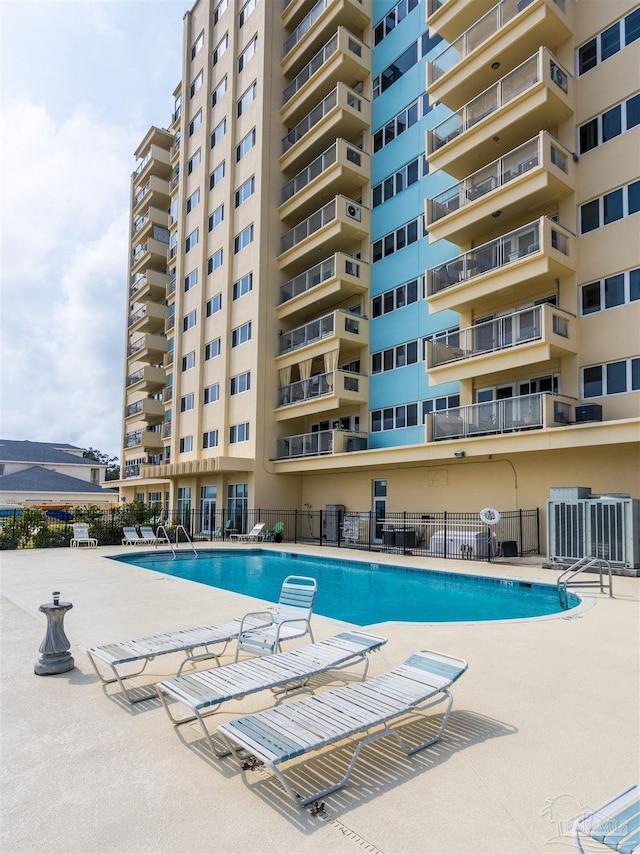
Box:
[271,617,311,646]
[239,610,274,634]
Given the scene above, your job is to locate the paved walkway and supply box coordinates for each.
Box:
[1,545,638,853]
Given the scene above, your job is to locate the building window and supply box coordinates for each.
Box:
[203,430,219,449]
[374,0,419,45]
[234,224,254,253]
[205,338,221,360]
[207,249,223,273]
[186,188,200,213]
[231,321,251,347]
[213,0,228,24]
[230,371,251,394]
[204,383,220,404]
[421,395,461,421]
[582,358,640,397]
[190,71,203,98]
[371,339,420,374]
[372,94,430,153]
[179,436,193,453]
[371,403,419,432]
[185,228,199,252]
[182,310,196,331]
[210,161,225,190]
[238,35,257,72]
[212,76,228,107]
[184,269,198,292]
[581,267,640,315]
[191,31,204,60]
[211,118,227,148]
[173,93,182,122]
[372,215,426,263]
[180,393,195,412]
[237,81,257,116]
[232,272,252,300]
[236,128,256,161]
[239,0,256,27]
[372,156,428,208]
[577,9,640,75]
[234,175,255,207]
[578,94,640,154]
[372,276,424,317]
[206,293,222,316]
[580,180,640,233]
[372,34,437,99]
[212,33,228,65]
[229,422,250,443]
[208,204,224,231]
[187,149,201,174]
[181,351,195,372]
[188,110,202,136]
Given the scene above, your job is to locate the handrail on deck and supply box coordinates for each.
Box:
[557,556,613,608]
[156,524,197,558]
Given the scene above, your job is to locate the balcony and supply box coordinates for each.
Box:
[132,175,171,216]
[129,269,169,302]
[427,0,571,110]
[280,83,370,172]
[425,132,574,245]
[125,398,165,420]
[130,234,170,274]
[426,217,576,313]
[282,0,371,76]
[277,253,369,322]
[132,142,172,189]
[275,429,368,460]
[125,365,166,392]
[127,333,168,364]
[275,369,368,420]
[279,139,369,222]
[128,302,169,334]
[426,48,574,179]
[281,28,370,125]
[278,196,369,272]
[124,429,164,450]
[162,421,172,439]
[426,303,578,383]
[276,309,368,366]
[426,0,498,42]
[426,392,573,441]
[132,206,169,242]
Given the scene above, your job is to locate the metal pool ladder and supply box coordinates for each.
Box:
[156,524,197,559]
[557,556,613,608]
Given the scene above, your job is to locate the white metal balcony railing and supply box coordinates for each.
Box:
[128,338,145,356]
[432,392,571,440]
[133,149,152,176]
[133,214,149,235]
[429,304,570,367]
[429,0,566,83]
[167,274,176,296]
[124,464,141,479]
[162,421,172,438]
[277,369,363,407]
[429,133,568,221]
[281,141,363,204]
[429,217,570,294]
[431,49,570,151]
[128,306,147,327]
[279,254,364,304]
[279,309,364,355]
[276,429,368,459]
[283,30,364,105]
[280,199,337,253]
[130,275,146,297]
[284,0,330,56]
[282,85,364,153]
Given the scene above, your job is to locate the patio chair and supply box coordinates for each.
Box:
[157,631,387,756]
[218,647,468,807]
[229,522,266,542]
[573,784,639,853]
[264,522,284,542]
[121,526,145,546]
[235,574,317,660]
[139,525,170,545]
[70,523,97,548]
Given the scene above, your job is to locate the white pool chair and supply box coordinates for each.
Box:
[229,522,266,542]
[218,648,468,807]
[70,523,97,548]
[157,631,386,756]
[235,575,317,660]
[139,525,170,545]
[573,784,640,853]
[121,526,145,546]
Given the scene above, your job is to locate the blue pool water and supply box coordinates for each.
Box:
[111,549,579,624]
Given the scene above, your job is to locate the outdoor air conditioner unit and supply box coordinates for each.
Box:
[346,203,361,221]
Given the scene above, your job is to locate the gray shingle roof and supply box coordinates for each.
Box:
[0,466,117,494]
[0,439,106,466]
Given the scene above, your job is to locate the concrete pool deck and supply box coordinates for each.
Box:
[1,544,638,854]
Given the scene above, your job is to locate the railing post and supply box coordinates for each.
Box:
[294,509,298,544]
[319,509,323,547]
[444,511,448,559]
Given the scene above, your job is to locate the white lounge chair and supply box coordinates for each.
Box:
[139,525,170,545]
[235,574,317,660]
[218,648,468,807]
[121,526,145,546]
[70,523,97,548]
[573,784,639,853]
[157,631,386,756]
[229,522,266,542]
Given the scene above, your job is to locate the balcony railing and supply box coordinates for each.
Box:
[134,150,152,176]
[278,309,363,355]
[280,199,336,253]
[167,274,176,296]
[162,421,172,438]
[130,275,146,297]
[284,0,330,56]
[126,370,145,387]
[277,369,363,407]
[124,431,143,448]
[128,307,146,327]
[133,214,149,235]
[428,133,568,222]
[281,141,363,205]
[430,49,570,152]
[283,32,339,104]
[429,0,565,83]
[133,183,149,207]
[276,429,368,459]
[429,217,569,294]
[432,392,571,440]
[123,464,141,479]
[126,401,144,417]
[279,254,364,304]
[283,88,338,153]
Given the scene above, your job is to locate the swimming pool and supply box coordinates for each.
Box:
[111,549,580,624]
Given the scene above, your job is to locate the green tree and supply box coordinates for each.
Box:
[83,447,120,481]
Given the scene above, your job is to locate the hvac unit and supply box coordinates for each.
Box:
[575,404,603,423]
[429,530,498,559]
[547,491,640,569]
[345,203,361,221]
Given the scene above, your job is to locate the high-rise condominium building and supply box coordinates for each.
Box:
[118,0,639,543]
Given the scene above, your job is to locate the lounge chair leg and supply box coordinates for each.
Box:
[157,688,233,757]
[86,652,158,703]
[176,642,227,676]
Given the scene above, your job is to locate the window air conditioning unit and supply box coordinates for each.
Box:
[575,403,603,423]
[346,203,361,221]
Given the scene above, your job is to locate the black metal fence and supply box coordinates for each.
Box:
[0,505,540,560]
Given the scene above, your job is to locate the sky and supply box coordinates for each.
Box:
[0,0,188,459]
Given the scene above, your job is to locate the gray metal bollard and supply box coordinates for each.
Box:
[34,591,75,675]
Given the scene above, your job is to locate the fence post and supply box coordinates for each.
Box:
[519,509,524,557]
[319,509,323,547]
[294,509,298,544]
[444,511,448,559]
[368,510,372,552]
